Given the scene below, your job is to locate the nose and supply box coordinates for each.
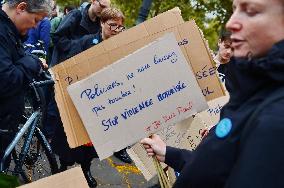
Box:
[226,48,233,55]
[226,12,242,32]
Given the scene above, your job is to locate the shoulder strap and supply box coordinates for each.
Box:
[240,86,284,146]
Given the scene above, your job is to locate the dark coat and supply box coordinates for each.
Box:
[0,9,42,125]
[45,4,102,166]
[165,40,284,188]
[50,4,102,66]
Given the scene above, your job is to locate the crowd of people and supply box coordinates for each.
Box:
[0,0,130,187]
[1,0,284,187]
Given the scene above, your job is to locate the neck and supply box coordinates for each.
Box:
[101,32,106,40]
[87,5,97,22]
[2,4,15,21]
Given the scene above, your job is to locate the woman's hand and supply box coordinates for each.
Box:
[140,134,166,162]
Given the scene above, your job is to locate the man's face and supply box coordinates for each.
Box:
[91,0,110,17]
[101,18,124,40]
[226,0,284,58]
[13,2,47,35]
[218,39,233,63]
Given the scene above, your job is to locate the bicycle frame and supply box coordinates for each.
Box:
[0,110,40,172]
[0,76,55,176]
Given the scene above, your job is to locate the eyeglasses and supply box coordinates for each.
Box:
[106,22,125,32]
[96,0,108,8]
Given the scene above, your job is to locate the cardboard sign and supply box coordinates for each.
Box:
[18,167,88,188]
[67,33,208,160]
[197,95,229,129]
[51,8,224,148]
[180,114,208,150]
[126,95,229,181]
[127,115,207,181]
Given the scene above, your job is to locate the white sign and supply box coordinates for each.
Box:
[67,33,208,160]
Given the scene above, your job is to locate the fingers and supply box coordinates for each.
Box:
[141,138,155,156]
[140,137,154,146]
[143,144,151,149]
[146,148,154,153]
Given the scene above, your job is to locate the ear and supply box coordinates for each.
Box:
[16,2,28,13]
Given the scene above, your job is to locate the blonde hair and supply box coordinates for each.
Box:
[100,7,125,23]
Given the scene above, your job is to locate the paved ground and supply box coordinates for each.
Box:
[8,150,159,188]
[83,156,159,188]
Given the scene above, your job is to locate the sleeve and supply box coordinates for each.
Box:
[0,35,41,98]
[24,29,37,54]
[39,18,51,53]
[52,11,96,61]
[25,29,36,45]
[165,146,192,172]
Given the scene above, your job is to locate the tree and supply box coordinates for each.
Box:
[113,0,232,50]
[54,0,232,50]
[55,0,81,9]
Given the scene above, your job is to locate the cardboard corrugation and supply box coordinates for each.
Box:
[18,167,88,188]
[51,8,224,148]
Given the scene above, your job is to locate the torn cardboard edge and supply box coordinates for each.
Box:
[51,8,224,148]
[18,167,88,188]
[52,7,183,73]
[66,33,208,159]
[51,8,185,147]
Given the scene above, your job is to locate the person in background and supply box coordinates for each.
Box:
[24,17,51,55]
[48,7,128,188]
[141,0,284,187]
[50,0,111,65]
[48,5,75,64]
[214,31,233,82]
[0,0,51,168]
[63,5,76,15]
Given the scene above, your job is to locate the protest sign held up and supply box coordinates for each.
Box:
[67,33,208,159]
[51,9,224,148]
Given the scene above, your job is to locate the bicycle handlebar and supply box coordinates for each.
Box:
[29,71,54,88]
[32,80,55,88]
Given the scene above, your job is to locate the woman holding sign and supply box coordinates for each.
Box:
[141,0,284,187]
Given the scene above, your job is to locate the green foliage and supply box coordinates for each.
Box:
[55,0,81,8]
[113,0,232,50]
[112,0,142,27]
[55,0,233,50]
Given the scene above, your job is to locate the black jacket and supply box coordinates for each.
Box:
[51,4,102,66]
[166,40,284,188]
[0,9,41,124]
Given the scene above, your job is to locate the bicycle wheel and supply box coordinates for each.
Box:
[11,127,58,183]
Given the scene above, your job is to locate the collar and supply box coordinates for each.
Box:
[0,8,22,41]
[226,40,284,102]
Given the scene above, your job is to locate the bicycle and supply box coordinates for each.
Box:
[0,41,59,184]
[0,71,59,183]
